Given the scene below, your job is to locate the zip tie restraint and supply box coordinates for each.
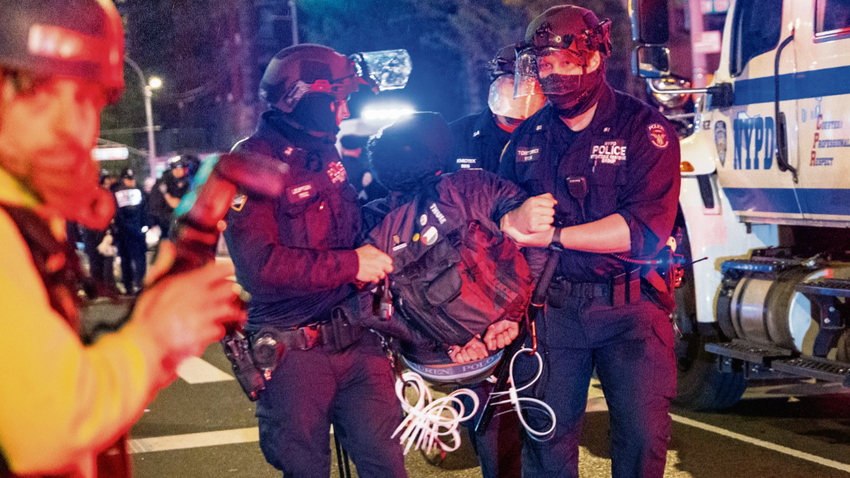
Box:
[487,347,556,441]
[392,372,479,455]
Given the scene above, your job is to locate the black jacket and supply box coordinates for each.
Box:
[446,109,512,174]
[223,111,362,328]
[500,85,681,282]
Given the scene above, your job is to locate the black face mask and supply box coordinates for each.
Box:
[290,94,340,134]
[539,66,606,118]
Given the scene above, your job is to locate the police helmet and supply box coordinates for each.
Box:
[488,45,518,83]
[0,0,125,103]
[523,5,611,68]
[367,112,452,192]
[260,44,363,113]
[487,45,545,121]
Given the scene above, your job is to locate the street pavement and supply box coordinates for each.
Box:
[126,344,850,478]
[81,299,850,477]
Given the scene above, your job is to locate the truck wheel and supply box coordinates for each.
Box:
[837,330,850,363]
[671,213,747,410]
[673,329,747,410]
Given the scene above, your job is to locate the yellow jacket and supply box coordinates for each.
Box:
[0,168,168,477]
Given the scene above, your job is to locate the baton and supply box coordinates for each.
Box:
[475,246,561,436]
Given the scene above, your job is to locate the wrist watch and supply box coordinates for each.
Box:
[550,226,564,250]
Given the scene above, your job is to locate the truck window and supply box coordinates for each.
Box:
[730,0,782,77]
[816,0,850,35]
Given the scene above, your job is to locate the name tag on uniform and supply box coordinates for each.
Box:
[115,189,142,208]
[288,182,315,203]
[516,147,540,163]
[455,157,479,169]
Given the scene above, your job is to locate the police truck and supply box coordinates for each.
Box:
[631,0,850,409]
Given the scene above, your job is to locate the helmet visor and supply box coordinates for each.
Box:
[514,48,543,99]
[489,75,544,120]
[351,49,412,92]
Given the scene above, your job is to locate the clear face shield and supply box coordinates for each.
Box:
[513,47,544,100]
[350,49,412,93]
[489,74,545,120]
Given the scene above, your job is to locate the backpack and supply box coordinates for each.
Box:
[366,180,533,348]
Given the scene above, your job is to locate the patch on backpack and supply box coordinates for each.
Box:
[231,194,247,212]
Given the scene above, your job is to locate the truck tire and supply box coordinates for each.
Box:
[673,330,747,410]
[671,212,747,410]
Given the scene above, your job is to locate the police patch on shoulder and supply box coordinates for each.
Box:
[231,194,247,212]
[647,123,669,149]
[326,161,347,184]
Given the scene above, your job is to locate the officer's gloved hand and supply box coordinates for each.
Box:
[355,244,394,283]
[124,240,247,388]
[501,193,557,236]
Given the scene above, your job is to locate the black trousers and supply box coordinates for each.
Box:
[116,233,146,293]
[513,297,676,478]
[256,332,408,478]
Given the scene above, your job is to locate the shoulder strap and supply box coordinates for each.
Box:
[0,205,82,332]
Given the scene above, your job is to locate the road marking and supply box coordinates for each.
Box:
[129,428,258,454]
[671,414,850,473]
[130,426,337,454]
[176,356,234,384]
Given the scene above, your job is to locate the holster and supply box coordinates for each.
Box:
[221,328,265,402]
[250,296,366,374]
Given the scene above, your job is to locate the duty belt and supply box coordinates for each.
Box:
[257,319,362,353]
[548,271,642,308]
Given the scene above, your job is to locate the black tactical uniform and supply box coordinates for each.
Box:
[447,109,512,174]
[223,111,406,478]
[148,170,189,240]
[112,176,147,294]
[500,84,681,477]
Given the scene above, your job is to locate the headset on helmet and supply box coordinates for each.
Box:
[0,0,125,104]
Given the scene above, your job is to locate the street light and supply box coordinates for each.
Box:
[124,57,161,179]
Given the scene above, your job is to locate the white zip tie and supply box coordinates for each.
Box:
[392,371,479,454]
[487,347,556,441]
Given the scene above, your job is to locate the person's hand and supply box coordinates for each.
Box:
[500,193,556,235]
[483,320,520,351]
[448,336,489,364]
[501,224,556,248]
[355,245,393,283]
[129,254,246,377]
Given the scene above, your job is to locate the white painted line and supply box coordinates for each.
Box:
[129,427,258,454]
[175,356,234,384]
[671,414,850,473]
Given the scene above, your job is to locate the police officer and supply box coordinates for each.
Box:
[498,6,681,478]
[113,168,148,295]
[445,45,546,478]
[446,45,545,174]
[0,1,245,475]
[148,155,192,240]
[222,44,406,478]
